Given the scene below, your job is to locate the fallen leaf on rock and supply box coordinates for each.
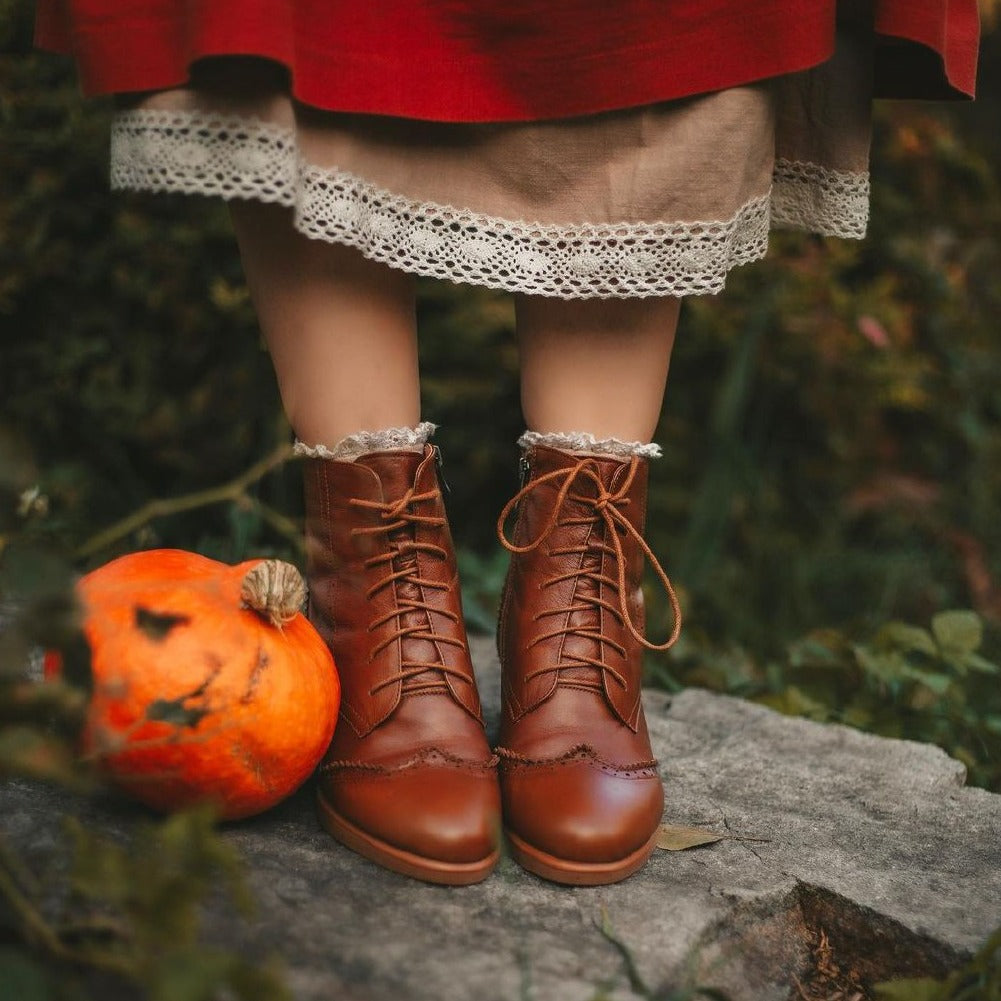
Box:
[656,824,725,851]
[656,823,772,852]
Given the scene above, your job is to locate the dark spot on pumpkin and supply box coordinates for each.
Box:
[234,738,273,792]
[145,698,208,728]
[144,664,220,727]
[240,647,269,705]
[189,661,222,700]
[135,606,190,641]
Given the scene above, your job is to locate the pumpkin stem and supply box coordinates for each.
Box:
[240,560,307,628]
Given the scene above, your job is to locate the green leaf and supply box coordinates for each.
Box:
[932,611,983,655]
[64,816,132,907]
[898,665,952,694]
[787,631,850,669]
[855,646,908,683]
[148,946,236,1001]
[960,652,1001,675]
[0,948,53,1001]
[0,725,89,789]
[873,977,948,1001]
[757,685,831,720]
[225,957,294,1001]
[877,622,938,656]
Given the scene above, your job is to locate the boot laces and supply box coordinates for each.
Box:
[350,487,467,696]
[497,456,681,694]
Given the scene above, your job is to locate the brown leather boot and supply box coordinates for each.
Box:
[495,444,681,885]
[304,445,500,884]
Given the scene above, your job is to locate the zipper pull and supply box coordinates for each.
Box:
[519,454,531,488]
[434,446,451,494]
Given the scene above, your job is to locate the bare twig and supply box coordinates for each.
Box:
[0,831,40,897]
[75,443,296,560]
[244,496,305,553]
[0,848,132,975]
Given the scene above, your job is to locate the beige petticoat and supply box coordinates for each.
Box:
[110,25,872,299]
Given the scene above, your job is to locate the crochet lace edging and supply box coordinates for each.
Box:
[293,422,438,461]
[771,158,870,239]
[111,109,298,205]
[518,431,663,460]
[110,110,868,298]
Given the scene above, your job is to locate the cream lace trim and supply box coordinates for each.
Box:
[111,111,298,204]
[519,431,663,460]
[110,110,868,297]
[294,422,437,462]
[771,158,870,239]
[296,165,770,298]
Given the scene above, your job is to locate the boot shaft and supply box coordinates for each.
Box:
[303,445,481,737]
[498,445,653,732]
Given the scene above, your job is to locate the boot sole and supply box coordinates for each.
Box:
[506,828,659,886]
[317,790,499,886]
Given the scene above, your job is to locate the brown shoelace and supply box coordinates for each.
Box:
[497,456,681,693]
[350,487,468,696]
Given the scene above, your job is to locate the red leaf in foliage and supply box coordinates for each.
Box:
[857,314,890,348]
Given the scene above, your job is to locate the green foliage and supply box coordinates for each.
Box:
[5,34,1001,642]
[1,447,290,995]
[0,803,290,1001]
[457,544,511,635]
[875,925,1001,1001]
[655,608,1001,790]
[9,28,1001,793]
[0,8,1000,998]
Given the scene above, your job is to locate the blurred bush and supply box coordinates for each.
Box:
[1,6,1000,793]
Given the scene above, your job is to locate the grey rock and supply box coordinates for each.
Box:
[1,634,999,1001]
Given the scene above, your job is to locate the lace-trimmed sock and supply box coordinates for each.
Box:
[294,422,437,462]
[517,430,661,460]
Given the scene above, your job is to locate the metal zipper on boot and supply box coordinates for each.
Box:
[519,455,531,489]
[434,445,451,494]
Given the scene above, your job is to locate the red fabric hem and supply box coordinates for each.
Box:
[35,1,978,121]
[874,0,979,98]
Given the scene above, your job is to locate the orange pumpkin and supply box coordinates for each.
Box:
[61,549,339,820]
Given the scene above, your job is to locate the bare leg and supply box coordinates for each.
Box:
[515,295,681,442]
[229,201,420,446]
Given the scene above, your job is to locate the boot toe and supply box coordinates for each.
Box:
[501,756,664,869]
[319,757,501,873]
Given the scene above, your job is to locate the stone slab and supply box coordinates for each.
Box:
[1,635,999,1000]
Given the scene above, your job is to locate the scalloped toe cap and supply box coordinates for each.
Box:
[499,751,664,864]
[319,754,501,865]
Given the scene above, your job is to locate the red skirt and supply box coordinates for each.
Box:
[36,0,978,122]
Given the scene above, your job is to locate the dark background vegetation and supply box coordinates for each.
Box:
[2,4,1001,792]
[1,3,1000,999]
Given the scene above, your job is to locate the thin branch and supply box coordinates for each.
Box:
[244,496,305,553]
[0,855,132,975]
[0,832,40,897]
[75,443,296,560]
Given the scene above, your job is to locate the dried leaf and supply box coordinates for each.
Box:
[655,824,725,851]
